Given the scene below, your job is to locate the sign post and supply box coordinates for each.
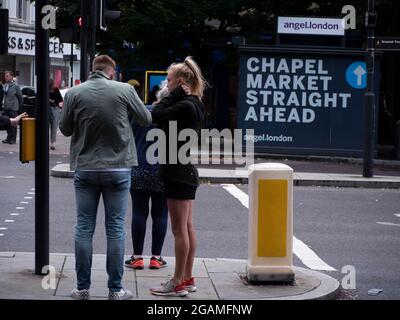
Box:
[363,0,377,178]
[35,0,50,276]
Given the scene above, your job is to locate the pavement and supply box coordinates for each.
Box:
[51,163,400,189]
[1,129,400,300]
[0,252,340,300]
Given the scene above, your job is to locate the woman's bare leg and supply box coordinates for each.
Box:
[184,200,196,280]
[167,199,190,284]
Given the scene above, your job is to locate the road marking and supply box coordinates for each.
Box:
[31,188,35,191]
[0,176,15,179]
[10,213,20,216]
[0,234,4,237]
[222,184,336,272]
[27,192,35,195]
[394,214,400,218]
[0,227,7,231]
[221,184,249,208]
[16,207,25,210]
[20,202,29,204]
[377,222,400,227]
[24,197,33,199]
[4,220,14,223]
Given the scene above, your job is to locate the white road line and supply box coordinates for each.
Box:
[27,192,35,195]
[377,222,400,227]
[0,176,15,179]
[15,207,25,210]
[20,202,29,204]
[0,234,4,237]
[10,213,20,216]
[0,227,7,231]
[221,184,249,208]
[31,188,35,191]
[4,220,14,223]
[222,183,336,272]
[394,214,400,218]
[24,197,33,199]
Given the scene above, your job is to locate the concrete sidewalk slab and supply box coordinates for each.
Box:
[51,163,400,188]
[0,252,340,300]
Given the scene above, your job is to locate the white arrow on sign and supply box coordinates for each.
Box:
[353,65,366,86]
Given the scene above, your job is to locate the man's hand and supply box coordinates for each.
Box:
[10,112,28,127]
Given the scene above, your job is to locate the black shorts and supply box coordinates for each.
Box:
[164,181,197,200]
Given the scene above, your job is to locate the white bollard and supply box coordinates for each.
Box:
[246,163,295,283]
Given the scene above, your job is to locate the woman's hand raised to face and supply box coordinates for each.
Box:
[181,84,192,96]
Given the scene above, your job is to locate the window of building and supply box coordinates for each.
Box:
[16,0,28,21]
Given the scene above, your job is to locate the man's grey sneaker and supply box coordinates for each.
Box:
[70,288,90,300]
[108,288,133,300]
[150,279,188,297]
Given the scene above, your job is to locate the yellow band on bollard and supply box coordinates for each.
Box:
[258,179,288,257]
[20,118,35,163]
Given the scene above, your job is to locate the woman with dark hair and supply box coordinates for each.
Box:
[49,79,63,150]
[149,57,206,297]
[125,81,170,270]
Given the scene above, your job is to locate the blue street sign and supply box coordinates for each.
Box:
[346,61,367,89]
[237,46,380,157]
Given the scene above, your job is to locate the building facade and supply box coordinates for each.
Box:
[0,0,80,88]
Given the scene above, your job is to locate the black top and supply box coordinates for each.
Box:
[0,115,11,130]
[151,86,205,187]
[0,85,3,109]
[49,88,63,107]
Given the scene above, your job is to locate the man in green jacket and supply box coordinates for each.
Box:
[59,55,152,300]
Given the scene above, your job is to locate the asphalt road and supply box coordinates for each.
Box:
[1,132,400,300]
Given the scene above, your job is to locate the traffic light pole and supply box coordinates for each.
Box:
[80,0,89,82]
[363,0,376,177]
[88,0,98,68]
[34,0,49,275]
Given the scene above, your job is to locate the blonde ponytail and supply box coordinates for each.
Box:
[168,56,208,99]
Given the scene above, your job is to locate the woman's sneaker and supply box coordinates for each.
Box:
[125,256,144,269]
[150,279,188,297]
[70,288,90,300]
[149,256,167,269]
[183,277,197,292]
[108,288,133,300]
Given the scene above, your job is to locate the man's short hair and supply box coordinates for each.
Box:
[92,55,116,73]
[4,70,14,77]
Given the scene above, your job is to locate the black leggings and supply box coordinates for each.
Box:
[130,189,168,256]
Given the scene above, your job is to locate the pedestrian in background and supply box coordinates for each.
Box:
[125,81,169,270]
[2,71,22,144]
[59,55,152,300]
[150,57,206,297]
[49,79,63,150]
[0,76,4,111]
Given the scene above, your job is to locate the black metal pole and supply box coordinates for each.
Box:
[88,0,97,69]
[80,0,89,82]
[363,0,376,178]
[70,40,74,87]
[35,0,49,275]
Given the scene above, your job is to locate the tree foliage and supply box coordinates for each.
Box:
[47,0,399,68]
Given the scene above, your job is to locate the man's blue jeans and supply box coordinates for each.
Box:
[73,170,131,292]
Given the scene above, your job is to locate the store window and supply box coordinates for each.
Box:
[50,65,69,89]
[16,0,28,22]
